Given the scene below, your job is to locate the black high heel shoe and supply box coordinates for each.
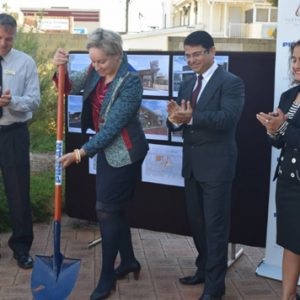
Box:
[90,280,116,300]
[115,260,141,280]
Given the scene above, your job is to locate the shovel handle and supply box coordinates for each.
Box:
[57,65,65,140]
[54,65,65,222]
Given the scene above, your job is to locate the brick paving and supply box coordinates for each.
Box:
[0,216,297,300]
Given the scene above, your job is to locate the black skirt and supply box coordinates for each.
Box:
[276,177,300,254]
[95,150,143,213]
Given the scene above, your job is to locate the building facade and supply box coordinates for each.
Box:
[171,0,277,39]
[21,7,100,34]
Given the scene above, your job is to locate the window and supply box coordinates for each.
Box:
[256,8,268,22]
[245,9,253,23]
[270,9,277,22]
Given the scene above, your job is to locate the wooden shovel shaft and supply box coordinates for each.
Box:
[54,65,65,222]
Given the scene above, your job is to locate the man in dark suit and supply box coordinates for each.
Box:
[167,31,245,300]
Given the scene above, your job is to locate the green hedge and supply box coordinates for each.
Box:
[14,29,58,153]
[0,172,54,232]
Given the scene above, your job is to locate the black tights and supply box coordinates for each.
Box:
[96,209,136,286]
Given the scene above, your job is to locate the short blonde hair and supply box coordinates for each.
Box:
[86,28,123,57]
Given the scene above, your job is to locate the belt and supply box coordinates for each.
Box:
[0,122,26,133]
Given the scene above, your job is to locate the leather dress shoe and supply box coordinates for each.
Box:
[179,273,205,285]
[198,294,222,300]
[13,253,34,269]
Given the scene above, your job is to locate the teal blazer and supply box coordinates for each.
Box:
[79,54,148,167]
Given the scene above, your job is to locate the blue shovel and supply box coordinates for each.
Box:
[31,65,81,300]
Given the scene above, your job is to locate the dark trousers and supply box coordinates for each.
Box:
[184,176,232,297]
[0,124,33,255]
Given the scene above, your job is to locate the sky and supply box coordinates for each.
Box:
[1,0,165,32]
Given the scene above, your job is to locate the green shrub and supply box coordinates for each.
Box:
[29,61,57,152]
[30,171,54,223]
[0,172,53,232]
[14,30,58,153]
[0,182,10,232]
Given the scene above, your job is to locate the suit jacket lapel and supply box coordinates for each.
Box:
[100,54,129,116]
[196,66,223,110]
[284,85,300,121]
[82,70,100,100]
[184,76,196,101]
[281,86,298,113]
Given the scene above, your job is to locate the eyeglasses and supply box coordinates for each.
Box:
[184,50,209,60]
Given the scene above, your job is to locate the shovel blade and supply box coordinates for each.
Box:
[31,255,80,300]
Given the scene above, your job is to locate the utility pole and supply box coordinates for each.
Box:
[125,0,132,33]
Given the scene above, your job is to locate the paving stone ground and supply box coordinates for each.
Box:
[1,215,299,300]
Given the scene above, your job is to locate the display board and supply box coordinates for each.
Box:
[65,51,275,247]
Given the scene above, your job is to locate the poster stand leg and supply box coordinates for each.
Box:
[227,243,243,267]
[87,237,102,249]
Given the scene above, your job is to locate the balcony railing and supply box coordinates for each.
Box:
[173,0,271,8]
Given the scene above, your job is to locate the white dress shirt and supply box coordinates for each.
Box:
[0,48,40,125]
[187,61,218,124]
[193,61,218,103]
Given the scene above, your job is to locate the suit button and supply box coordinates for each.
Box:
[281,157,284,161]
[291,158,296,164]
[290,172,295,178]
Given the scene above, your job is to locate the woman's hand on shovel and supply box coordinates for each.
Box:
[60,148,86,168]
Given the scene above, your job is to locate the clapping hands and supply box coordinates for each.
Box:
[167,99,193,124]
[256,108,288,134]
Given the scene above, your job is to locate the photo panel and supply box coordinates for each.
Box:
[67,94,95,134]
[139,98,169,141]
[171,129,183,143]
[68,95,83,133]
[127,54,170,97]
[142,143,184,187]
[68,52,91,93]
[172,54,229,97]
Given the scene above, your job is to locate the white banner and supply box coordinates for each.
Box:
[256,0,300,282]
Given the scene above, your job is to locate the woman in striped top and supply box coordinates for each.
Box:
[257,40,300,300]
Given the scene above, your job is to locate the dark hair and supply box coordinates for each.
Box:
[0,13,17,31]
[290,39,300,57]
[290,39,300,84]
[184,31,214,49]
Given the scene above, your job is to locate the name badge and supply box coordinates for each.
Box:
[4,69,16,75]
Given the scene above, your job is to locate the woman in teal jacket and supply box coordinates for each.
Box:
[53,28,148,300]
